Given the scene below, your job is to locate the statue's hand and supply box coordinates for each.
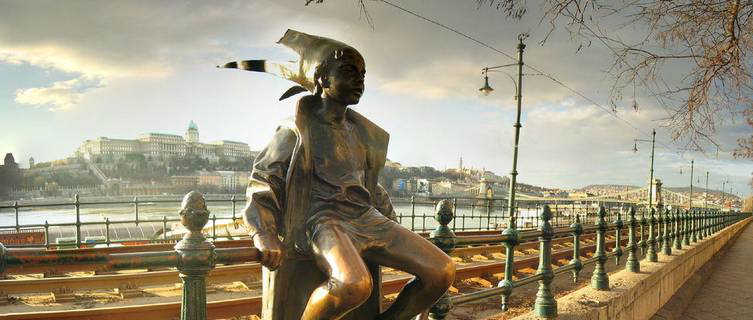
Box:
[252,232,283,270]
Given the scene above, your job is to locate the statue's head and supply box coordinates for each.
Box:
[218,29,366,103]
[315,47,365,105]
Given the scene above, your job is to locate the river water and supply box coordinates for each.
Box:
[0,198,577,245]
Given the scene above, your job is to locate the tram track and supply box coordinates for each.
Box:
[0,232,628,320]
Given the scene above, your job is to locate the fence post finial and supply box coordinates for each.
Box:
[429,199,456,320]
[175,191,215,320]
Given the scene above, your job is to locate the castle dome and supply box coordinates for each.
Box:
[188,120,198,131]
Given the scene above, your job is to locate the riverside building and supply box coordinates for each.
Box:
[75,121,254,162]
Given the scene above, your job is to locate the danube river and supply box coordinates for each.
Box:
[0,197,572,245]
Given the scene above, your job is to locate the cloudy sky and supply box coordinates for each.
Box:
[1,0,751,196]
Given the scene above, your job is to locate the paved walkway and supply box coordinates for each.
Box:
[681,222,753,319]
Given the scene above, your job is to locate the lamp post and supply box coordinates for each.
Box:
[634,129,657,262]
[722,178,728,211]
[633,129,656,210]
[689,160,694,210]
[480,34,527,312]
[479,34,527,226]
[705,171,709,209]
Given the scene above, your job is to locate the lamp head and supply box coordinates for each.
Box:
[479,75,494,95]
[632,141,638,153]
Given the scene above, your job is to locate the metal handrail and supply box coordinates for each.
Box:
[0,191,260,320]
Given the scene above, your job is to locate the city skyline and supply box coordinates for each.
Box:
[1,1,752,195]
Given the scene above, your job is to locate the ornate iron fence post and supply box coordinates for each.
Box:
[174,191,215,320]
[696,210,703,240]
[613,208,623,265]
[569,213,583,282]
[230,195,237,223]
[691,210,698,243]
[75,194,81,248]
[646,208,658,262]
[105,217,111,247]
[674,209,682,250]
[639,209,647,255]
[134,196,140,225]
[498,208,520,311]
[714,211,722,233]
[410,196,416,231]
[13,201,19,232]
[708,210,713,235]
[683,209,691,246]
[534,205,556,318]
[626,206,639,272]
[591,206,609,290]
[699,210,706,240]
[662,208,672,256]
[44,220,50,249]
[714,210,719,233]
[486,199,493,230]
[429,199,457,320]
[452,198,458,231]
[717,210,722,232]
[656,207,664,255]
[163,216,168,240]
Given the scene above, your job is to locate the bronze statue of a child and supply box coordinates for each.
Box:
[221,29,454,320]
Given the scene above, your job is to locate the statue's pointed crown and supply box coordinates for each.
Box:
[218,29,360,100]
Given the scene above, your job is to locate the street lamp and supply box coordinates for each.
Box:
[478,33,527,226]
[689,160,694,210]
[705,171,709,209]
[634,129,658,262]
[633,129,656,210]
[480,33,528,313]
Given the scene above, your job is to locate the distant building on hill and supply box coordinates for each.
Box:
[75,121,254,162]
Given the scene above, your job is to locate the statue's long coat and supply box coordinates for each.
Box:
[245,95,395,319]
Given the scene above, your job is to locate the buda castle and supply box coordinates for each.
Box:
[75,121,253,162]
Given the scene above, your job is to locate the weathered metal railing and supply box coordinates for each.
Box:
[0,194,248,249]
[1,194,635,249]
[2,192,746,319]
[393,196,633,233]
[427,200,751,319]
[0,191,259,320]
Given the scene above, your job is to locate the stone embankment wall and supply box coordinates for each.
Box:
[514,217,752,320]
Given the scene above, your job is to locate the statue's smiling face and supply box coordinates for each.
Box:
[322,49,366,105]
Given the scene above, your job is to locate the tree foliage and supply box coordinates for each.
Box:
[476,1,753,151]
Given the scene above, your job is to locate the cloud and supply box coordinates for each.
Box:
[376,60,482,99]
[0,0,290,111]
[14,76,103,111]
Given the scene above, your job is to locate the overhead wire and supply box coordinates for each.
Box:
[379,0,746,196]
[379,0,685,154]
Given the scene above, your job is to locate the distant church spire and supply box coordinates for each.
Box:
[459,155,463,170]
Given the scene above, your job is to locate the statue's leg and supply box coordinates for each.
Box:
[365,225,455,320]
[300,224,374,320]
